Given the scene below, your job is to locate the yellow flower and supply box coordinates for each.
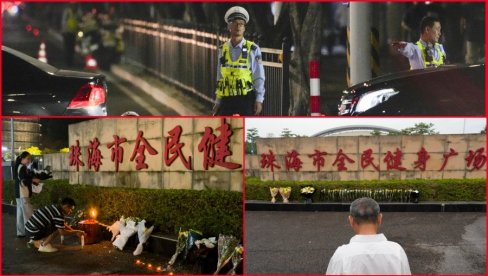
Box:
[235,246,244,254]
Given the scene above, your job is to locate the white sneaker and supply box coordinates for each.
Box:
[38,243,58,253]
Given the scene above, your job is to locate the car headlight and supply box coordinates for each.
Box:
[354,88,399,113]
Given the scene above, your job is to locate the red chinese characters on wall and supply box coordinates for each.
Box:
[87,138,103,172]
[259,146,487,172]
[197,118,242,170]
[130,131,158,170]
[164,125,191,170]
[413,147,430,171]
[439,148,458,171]
[68,119,241,172]
[107,135,127,172]
[69,140,84,171]
[465,147,486,171]
[285,150,303,172]
[308,150,327,172]
[360,149,379,172]
[260,150,281,172]
[332,149,355,171]
[383,148,406,171]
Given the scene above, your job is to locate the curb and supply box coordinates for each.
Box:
[2,203,177,256]
[245,201,486,212]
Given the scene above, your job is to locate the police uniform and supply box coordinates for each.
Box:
[214,6,265,116]
[398,39,446,70]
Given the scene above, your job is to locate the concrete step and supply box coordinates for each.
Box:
[246,200,486,212]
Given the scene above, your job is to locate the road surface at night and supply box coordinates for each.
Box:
[246,211,486,274]
[3,15,190,116]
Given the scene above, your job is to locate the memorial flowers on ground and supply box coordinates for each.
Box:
[269,187,279,203]
[300,186,315,203]
[279,187,292,203]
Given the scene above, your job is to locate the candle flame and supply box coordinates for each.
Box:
[90,208,97,219]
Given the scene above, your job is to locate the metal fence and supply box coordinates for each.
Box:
[122,19,289,115]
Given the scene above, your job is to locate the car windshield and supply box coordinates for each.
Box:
[2,46,58,74]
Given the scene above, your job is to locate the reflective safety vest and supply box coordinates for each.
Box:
[216,40,255,97]
[65,10,78,33]
[416,41,445,68]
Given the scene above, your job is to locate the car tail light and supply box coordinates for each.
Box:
[68,83,106,108]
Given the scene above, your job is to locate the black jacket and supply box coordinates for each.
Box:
[14,164,33,198]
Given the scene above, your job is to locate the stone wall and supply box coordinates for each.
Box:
[251,134,486,181]
[43,153,70,180]
[45,118,243,191]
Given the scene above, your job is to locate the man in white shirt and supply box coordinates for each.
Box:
[392,16,446,70]
[326,197,411,275]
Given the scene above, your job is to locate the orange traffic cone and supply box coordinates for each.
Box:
[84,54,98,70]
[37,40,47,63]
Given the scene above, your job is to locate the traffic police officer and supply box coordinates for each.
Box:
[393,16,446,70]
[212,6,266,116]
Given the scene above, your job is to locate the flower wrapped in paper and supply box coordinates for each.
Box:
[195,237,217,249]
[133,219,155,256]
[270,187,279,203]
[112,217,138,250]
[279,187,292,203]
[227,245,244,275]
[106,216,126,242]
[168,229,202,267]
[300,186,315,204]
[214,234,239,274]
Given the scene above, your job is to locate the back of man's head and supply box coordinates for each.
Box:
[349,197,380,225]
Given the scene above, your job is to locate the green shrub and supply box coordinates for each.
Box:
[246,177,486,202]
[3,180,242,238]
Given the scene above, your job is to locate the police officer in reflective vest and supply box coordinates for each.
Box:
[212,6,266,116]
[393,16,446,70]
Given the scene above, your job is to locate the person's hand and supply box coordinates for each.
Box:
[212,103,220,116]
[76,230,86,237]
[391,41,407,50]
[254,101,263,115]
[32,178,40,185]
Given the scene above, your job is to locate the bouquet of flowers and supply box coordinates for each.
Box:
[168,229,202,267]
[112,217,138,250]
[133,219,155,256]
[227,245,244,275]
[279,187,292,203]
[300,186,315,203]
[195,237,217,249]
[168,229,188,267]
[270,187,279,203]
[106,216,126,242]
[214,234,239,275]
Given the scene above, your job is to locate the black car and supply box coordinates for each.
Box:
[338,64,485,116]
[2,46,108,116]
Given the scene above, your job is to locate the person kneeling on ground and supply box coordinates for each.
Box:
[25,197,85,253]
[326,197,411,275]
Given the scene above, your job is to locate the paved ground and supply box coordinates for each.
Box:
[2,213,190,274]
[245,211,486,274]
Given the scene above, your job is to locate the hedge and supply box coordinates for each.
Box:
[246,177,486,202]
[3,179,242,238]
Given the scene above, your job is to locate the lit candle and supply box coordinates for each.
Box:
[147,263,153,270]
[90,208,97,220]
[136,259,141,265]
[168,272,174,275]
[156,266,162,272]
